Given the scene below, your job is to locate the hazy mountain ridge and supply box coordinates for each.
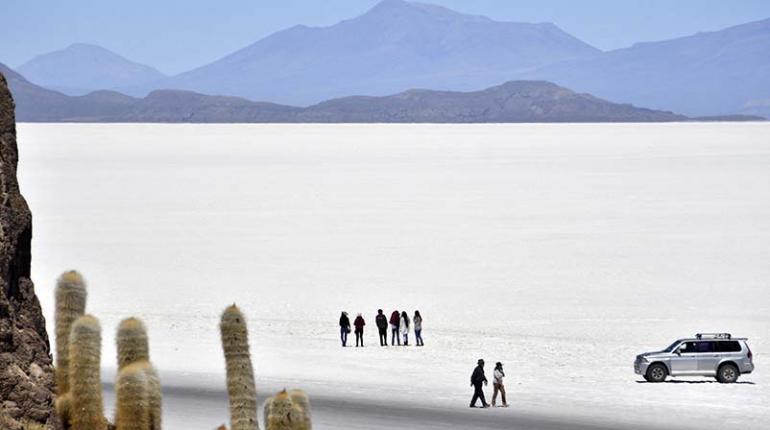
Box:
[18,43,166,96]
[520,18,770,116]
[138,0,600,105]
[12,1,769,117]
[2,63,719,123]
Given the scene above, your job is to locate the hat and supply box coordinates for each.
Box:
[478,359,485,365]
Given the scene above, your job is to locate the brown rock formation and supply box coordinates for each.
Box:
[0,71,58,429]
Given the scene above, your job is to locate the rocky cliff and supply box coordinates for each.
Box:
[0,72,58,429]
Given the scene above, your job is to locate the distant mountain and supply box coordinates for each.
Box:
[0,63,293,122]
[298,81,687,123]
[2,64,701,123]
[142,0,599,105]
[520,18,770,116]
[17,43,166,95]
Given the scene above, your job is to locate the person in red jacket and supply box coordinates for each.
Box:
[390,310,401,346]
[354,313,366,347]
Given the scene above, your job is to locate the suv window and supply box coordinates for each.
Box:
[680,341,715,353]
[715,341,742,353]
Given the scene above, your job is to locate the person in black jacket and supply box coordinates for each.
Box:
[339,311,351,347]
[354,313,366,347]
[470,359,489,408]
[375,309,388,346]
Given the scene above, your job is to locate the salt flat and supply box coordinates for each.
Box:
[17,123,770,429]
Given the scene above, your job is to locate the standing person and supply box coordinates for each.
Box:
[375,309,388,346]
[339,312,351,347]
[492,362,508,407]
[413,310,424,346]
[470,359,489,408]
[390,310,401,346]
[354,313,366,347]
[400,311,411,346]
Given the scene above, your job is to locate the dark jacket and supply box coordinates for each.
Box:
[471,365,487,386]
[375,314,388,330]
[390,311,400,326]
[354,316,366,333]
[339,313,350,329]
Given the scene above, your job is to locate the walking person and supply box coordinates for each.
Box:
[470,359,489,408]
[400,311,411,346]
[390,310,401,346]
[413,310,424,346]
[375,309,388,346]
[492,362,508,407]
[354,313,366,347]
[339,311,351,347]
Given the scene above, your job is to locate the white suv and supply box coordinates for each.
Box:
[634,333,754,383]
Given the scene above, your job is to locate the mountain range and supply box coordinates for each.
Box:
[2,62,699,123]
[6,0,770,118]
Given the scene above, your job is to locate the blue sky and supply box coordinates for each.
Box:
[2,0,770,75]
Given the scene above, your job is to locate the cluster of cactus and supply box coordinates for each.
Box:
[53,271,162,430]
[219,305,312,430]
[53,271,312,430]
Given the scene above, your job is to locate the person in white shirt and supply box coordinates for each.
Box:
[492,362,508,407]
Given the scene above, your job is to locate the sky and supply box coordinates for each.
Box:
[2,0,770,75]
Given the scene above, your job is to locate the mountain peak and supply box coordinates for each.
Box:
[364,0,488,22]
[18,44,165,95]
[147,0,599,105]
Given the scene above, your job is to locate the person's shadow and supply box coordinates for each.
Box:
[635,380,756,385]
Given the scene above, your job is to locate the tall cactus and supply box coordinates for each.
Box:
[69,314,107,430]
[220,305,258,430]
[115,361,150,430]
[117,317,162,429]
[264,390,311,430]
[55,270,87,395]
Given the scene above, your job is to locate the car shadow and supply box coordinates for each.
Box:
[636,380,756,385]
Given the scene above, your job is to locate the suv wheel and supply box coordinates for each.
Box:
[645,363,668,383]
[717,364,740,384]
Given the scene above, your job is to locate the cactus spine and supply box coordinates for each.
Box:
[69,314,107,430]
[117,317,162,430]
[220,305,259,430]
[264,390,310,430]
[55,270,87,395]
[115,362,151,430]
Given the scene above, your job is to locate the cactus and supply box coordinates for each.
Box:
[69,314,107,430]
[220,305,258,430]
[55,270,87,395]
[116,317,161,430]
[117,317,150,370]
[288,390,311,428]
[115,361,150,430]
[264,390,310,430]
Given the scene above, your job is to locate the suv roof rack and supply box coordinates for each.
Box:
[696,333,732,340]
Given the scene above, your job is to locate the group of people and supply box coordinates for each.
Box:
[470,359,508,408]
[339,309,424,347]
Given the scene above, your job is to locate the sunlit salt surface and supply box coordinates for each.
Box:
[17,123,770,429]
